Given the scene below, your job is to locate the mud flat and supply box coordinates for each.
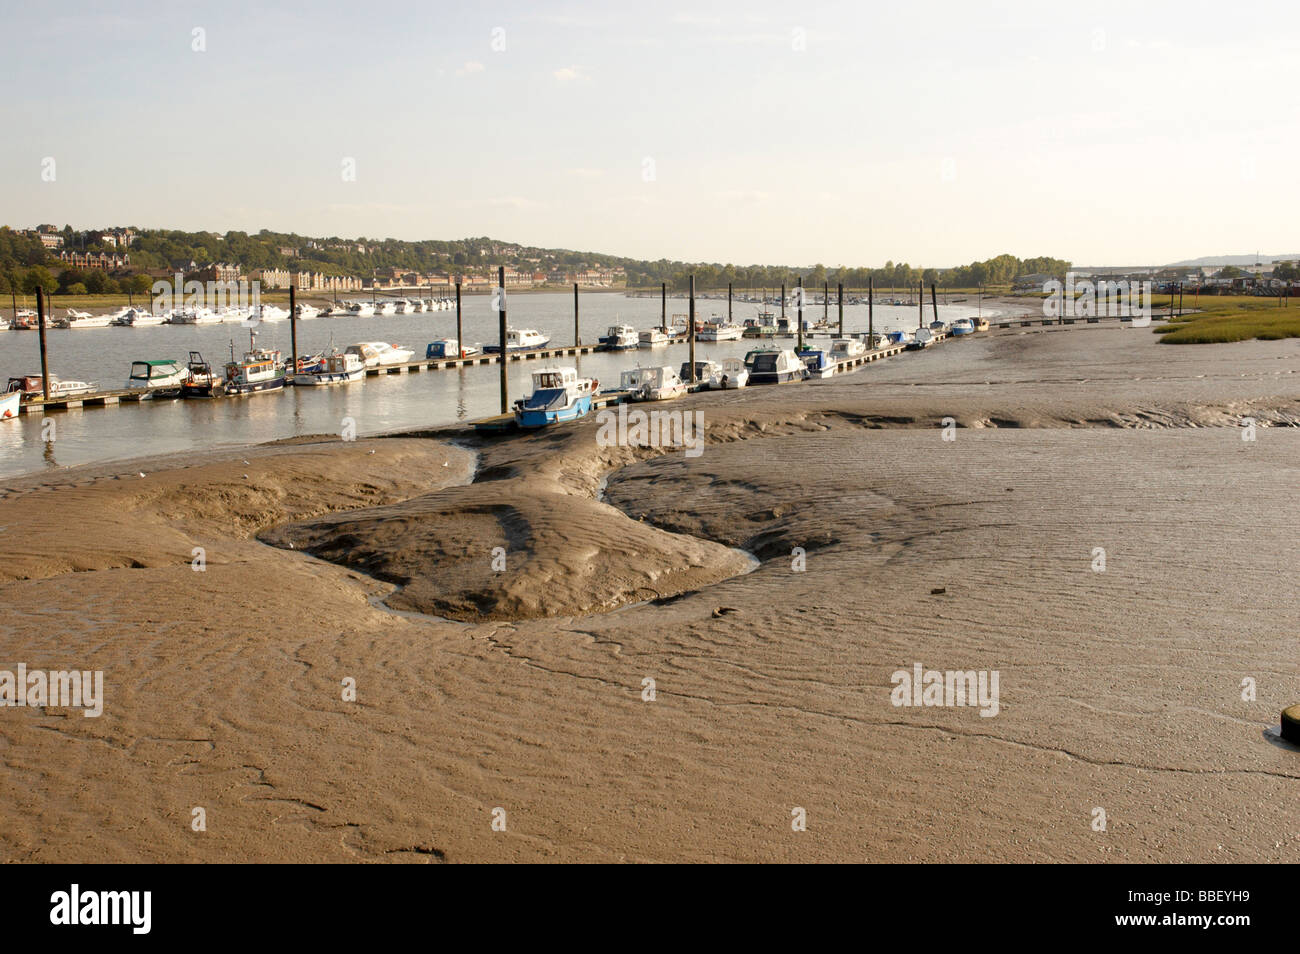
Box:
[0,323,1297,862]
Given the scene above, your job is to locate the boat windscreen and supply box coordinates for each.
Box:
[751,354,779,372]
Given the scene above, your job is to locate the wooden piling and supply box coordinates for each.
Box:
[688,275,696,383]
[797,276,804,352]
[918,282,924,330]
[728,282,732,323]
[498,266,507,413]
[36,286,50,400]
[289,285,299,376]
[455,282,463,358]
[868,277,874,344]
[781,283,786,321]
[661,282,667,332]
[930,284,939,327]
[837,282,844,336]
[823,281,829,324]
[573,282,580,346]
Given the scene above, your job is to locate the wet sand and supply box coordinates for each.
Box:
[1,323,1297,862]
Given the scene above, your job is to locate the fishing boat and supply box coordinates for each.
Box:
[57,310,113,329]
[747,348,806,384]
[0,390,18,421]
[950,318,975,336]
[638,328,669,348]
[598,324,639,351]
[706,357,749,389]
[907,327,935,350]
[680,359,722,386]
[620,365,686,401]
[125,359,187,396]
[426,339,478,359]
[482,328,549,353]
[512,367,598,428]
[6,375,97,400]
[799,349,836,378]
[223,334,287,396]
[292,351,366,386]
[345,341,415,367]
[829,338,867,360]
[698,320,744,341]
[742,318,777,338]
[181,352,225,398]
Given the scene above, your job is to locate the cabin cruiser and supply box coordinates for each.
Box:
[169,308,223,325]
[747,348,805,384]
[348,301,376,317]
[345,341,415,367]
[706,357,749,390]
[620,365,686,402]
[9,310,36,330]
[513,367,598,428]
[294,303,321,320]
[829,338,866,360]
[6,375,97,399]
[57,309,113,329]
[116,307,166,326]
[907,327,935,350]
[638,328,669,348]
[125,359,187,396]
[482,328,549,353]
[799,349,836,378]
[373,300,397,316]
[598,324,639,351]
[245,304,288,323]
[949,318,975,336]
[292,350,366,386]
[698,320,744,341]
[426,339,478,359]
[680,359,722,386]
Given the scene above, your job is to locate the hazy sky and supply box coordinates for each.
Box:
[2,1,1296,267]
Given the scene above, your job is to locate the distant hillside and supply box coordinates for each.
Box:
[1165,254,1300,268]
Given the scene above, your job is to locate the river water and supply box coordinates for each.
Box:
[0,292,989,478]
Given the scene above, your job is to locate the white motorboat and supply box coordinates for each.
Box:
[58,310,112,329]
[638,328,669,348]
[747,348,805,384]
[680,359,722,386]
[483,328,549,353]
[707,356,749,389]
[117,307,167,327]
[698,321,744,341]
[348,301,376,317]
[6,374,97,399]
[373,300,397,315]
[829,338,867,360]
[345,341,415,368]
[620,365,686,401]
[292,351,366,386]
[294,303,321,320]
[125,359,187,395]
[599,325,639,351]
[907,327,935,350]
[950,318,975,336]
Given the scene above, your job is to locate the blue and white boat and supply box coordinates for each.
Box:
[886,329,914,345]
[483,328,549,353]
[798,349,836,378]
[513,367,598,428]
[949,318,975,336]
[906,327,935,350]
[427,339,478,359]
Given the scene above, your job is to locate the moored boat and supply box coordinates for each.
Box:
[680,359,722,386]
[638,328,669,348]
[292,351,366,386]
[829,338,866,361]
[345,341,415,367]
[799,349,836,378]
[950,318,975,336]
[181,352,225,398]
[223,335,287,396]
[620,365,686,401]
[426,339,478,359]
[907,327,935,350]
[706,356,749,389]
[513,367,598,428]
[125,359,187,396]
[6,374,97,400]
[57,309,113,329]
[482,328,549,353]
[598,325,639,351]
[747,348,805,384]
[0,390,18,420]
[698,321,744,341]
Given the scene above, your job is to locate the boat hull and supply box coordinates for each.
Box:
[224,375,287,396]
[0,391,19,420]
[748,369,803,385]
[291,369,364,386]
[514,394,592,428]
[483,341,549,354]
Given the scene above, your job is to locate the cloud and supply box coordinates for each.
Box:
[553,66,589,82]
[570,168,603,178]
[456,61,485,76]
[716,189,771,202]
[485,196,545,210]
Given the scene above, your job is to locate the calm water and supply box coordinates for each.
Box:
[0,292,990,477]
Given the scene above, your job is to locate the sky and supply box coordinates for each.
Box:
[1,0,1297,268]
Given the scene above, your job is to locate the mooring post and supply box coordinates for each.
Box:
[688,274,696,383]
[36,286,50,400]
[918,282,924,330]
[573,282,579,346]
[781,283,786,322]
[289,285,298,378]
[498,266,507,413]
[823,281,829,325]
[838,282,844,336]
[455,281,463,358]
[868,277,874,346]
[728,281,732,323]
[931,284,939,329]
[1177,283,1183,318]
[797,276,804,352]
[661,281,667,332]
